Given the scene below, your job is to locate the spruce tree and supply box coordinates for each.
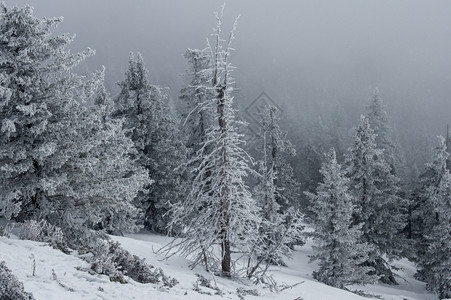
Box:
[82,82,150,234]
[251,105,303,268]
[412,137,449,249]
[40,77,150,233]
[365,89,395,167]
[417,165,451,299]
[306,148,376,288]
[365,88,411,255]
[0,3,68,220]
[345,115,405,284]
[413,137,450,264]
[258,105,299,211]
[365,88,408,182]
[114,53,187,233]
[0,4,149,234]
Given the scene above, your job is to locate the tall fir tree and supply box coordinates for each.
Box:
[248,105,303,273]
[0,3,71,220]
[40,75,149,233]
[365,89,396,168]
[257,105,299,211]
[365,88,410,252]
[114,52,187,233]
[83,81,150,234]
[0,4,149,233]
[306,148,376,288]
[168,8,260,277]
[345,115,405,284]
[412,136,450,261]
[416,160,451,299]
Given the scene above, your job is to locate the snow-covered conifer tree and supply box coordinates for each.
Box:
[250,105,303,269]
[0,4,92,221]
[257,105,299,211]
[365,89,394,164]
[345,115,405,284]
[365,88,411,254]
[0,3,65,220]
[114,52,187,233]
[365,89,407,179]
[78,82,150,234]
[306,148,376,288]
[0,4,149,234]
[168,7,260,278]
[180,48,214,155]
[416,162,451,299]
[412,136,450,261]
[39,74,150,232]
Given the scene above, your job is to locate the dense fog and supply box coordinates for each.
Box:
[8,0,451,167]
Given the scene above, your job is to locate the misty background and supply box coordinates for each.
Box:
[7,0,451,185]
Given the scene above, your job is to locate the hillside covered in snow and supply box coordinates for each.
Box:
[0,230,437,300]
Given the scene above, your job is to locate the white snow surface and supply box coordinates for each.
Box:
[0,230,438,300]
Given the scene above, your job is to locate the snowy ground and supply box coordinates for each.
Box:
[0,230,438,300]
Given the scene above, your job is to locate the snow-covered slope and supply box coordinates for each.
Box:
[0,232,437,300]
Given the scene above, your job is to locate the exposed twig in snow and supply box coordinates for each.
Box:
[52,269,75,292]
[29,254,36,277]
[278,281,304,292]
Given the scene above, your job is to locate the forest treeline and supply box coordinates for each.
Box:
[0,4,450,299]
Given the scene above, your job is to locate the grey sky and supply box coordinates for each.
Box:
[6,0,451,138]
